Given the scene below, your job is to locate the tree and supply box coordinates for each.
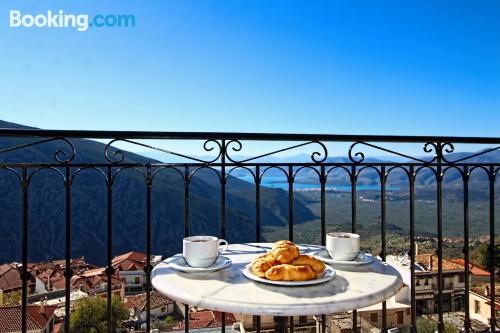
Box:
[70,295,129,333]
[473,242,500,274]
[414,317,457,333]
[151,315,178,331]
[3,290,21,305]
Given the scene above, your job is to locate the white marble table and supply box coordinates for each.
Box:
[151,243,403,316]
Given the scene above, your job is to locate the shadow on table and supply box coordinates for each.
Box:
[153,262,250,285]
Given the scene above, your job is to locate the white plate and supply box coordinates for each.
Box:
[168,255,232,273]
[313,249,375,266]
[241,264,335,286]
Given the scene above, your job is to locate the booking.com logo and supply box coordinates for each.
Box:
[9,10,135,32]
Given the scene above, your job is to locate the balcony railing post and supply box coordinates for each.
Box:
[436,144,444,333]
[488,166,496,332]
[221,139,226,240]
[221,140,226,333]
[146,165,152,333]
[409,166,417,333]
[320,165,326,246]
[183,165,190,333]
[254,165,261,333]
[462,166,471,333]
[351,165,358,333]
[106,167,113,333]
[320,165,327,333]
[21,167,28,333]
[184,165,190,238]
[255,165,261,243]
[381,166,388,333]
[64,167,73,333]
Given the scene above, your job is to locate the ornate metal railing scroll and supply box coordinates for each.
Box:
[104,138,223,164]
[0,137,75,163]
[348,141,443,164]
[224,140,328,164]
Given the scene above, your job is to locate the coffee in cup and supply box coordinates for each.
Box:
[326,232,360,261]
[183,236,228,268]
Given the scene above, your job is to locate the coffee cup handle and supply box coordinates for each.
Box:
[218,239,228,253]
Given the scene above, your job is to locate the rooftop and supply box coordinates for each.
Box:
[0,305,57,332]
[174,310,236,330]
[70,267,123,293]
[0,263,26,292]
[415,254,464,272]
[112,251,147,271]
[450,259,490,276]
[125,291,174,311]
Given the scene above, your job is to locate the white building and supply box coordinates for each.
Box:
[112,252,161,295]
[387,253,465,315]
[125,291,176,323]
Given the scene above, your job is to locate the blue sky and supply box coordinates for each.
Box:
[0,1,499,144]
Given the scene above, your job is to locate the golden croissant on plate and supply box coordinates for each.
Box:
[265,264,317,281]
[251,253,279,277]
[291,255,326,273]
[270,240,300,264]
[248,240,327,282]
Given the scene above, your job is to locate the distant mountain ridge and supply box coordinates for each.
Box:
[0,120,315,265]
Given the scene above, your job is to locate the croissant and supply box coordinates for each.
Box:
[291,255,326,273]
[256,252,274,260]
[270,241,300,264]
[265,264,317,281]
[251,256,279,277]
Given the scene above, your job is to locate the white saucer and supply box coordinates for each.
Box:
[168,255,232,273]
[313,249,375,267]
[241,264,335,286]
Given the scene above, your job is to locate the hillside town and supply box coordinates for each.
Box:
[0,248,498,333]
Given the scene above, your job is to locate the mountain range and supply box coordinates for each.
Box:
[0,120,498,265]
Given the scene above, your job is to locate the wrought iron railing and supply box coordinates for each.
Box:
[0,128,498,333]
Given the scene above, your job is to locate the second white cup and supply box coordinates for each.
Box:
[326,232,360,261]
[183,236,228,268]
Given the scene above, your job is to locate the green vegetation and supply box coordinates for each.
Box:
[70,295,129,333]
[2,290,21,306]
[470,242,500,274]
[413,317,457,333]
[264,191,499,260]
[151,315,179,331]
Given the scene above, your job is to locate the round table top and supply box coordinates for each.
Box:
[151,243,403,316]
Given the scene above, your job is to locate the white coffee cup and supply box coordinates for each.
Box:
[183,236,228,268]
[326,232,360,261]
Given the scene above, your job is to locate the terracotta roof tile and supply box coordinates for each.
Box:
[112,252,146,265]
[31,258,96,291]
[0,305,57,332]
[0,264,24,291]
[0,264,11,275]
[450,259,490,276]
[112,252,146,271]
[70,268,123,293]
[175,310,236,330]
[416,254,464,271]
[125,291,173,311]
